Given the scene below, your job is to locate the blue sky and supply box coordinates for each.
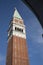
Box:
[0,0,43,65]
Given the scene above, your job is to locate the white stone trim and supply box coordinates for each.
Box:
[8,31,26,42]
[8,33,13,42]
[13,24,26,34]
[13,31,26,39]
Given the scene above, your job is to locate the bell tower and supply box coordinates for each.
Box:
[6,8,29,65]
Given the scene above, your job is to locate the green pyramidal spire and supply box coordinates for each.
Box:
[13,8,22,19]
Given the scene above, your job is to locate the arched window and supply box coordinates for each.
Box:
[15,27,23,33]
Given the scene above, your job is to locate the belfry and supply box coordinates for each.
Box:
[6,8,29,65]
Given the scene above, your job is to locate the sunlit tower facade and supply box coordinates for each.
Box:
[6,8,29,65]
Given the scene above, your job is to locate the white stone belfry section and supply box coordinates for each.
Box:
[8,8,26,41]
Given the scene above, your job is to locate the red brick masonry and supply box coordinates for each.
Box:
[6,36,29,65]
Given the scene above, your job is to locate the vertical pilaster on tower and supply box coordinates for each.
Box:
[6,8,29,65]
